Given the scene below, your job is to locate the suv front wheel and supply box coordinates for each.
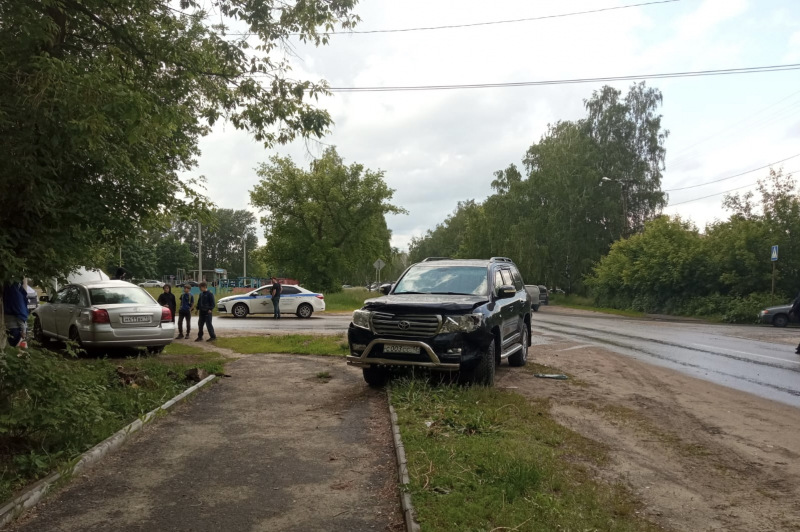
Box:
[460,339,495,386]
[362,366,390,388]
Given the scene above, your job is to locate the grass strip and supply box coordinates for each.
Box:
[390,380,661,532]
[215,334,349,356]
[0,346,227,502]
[324,287,376,312]
[550,294,645,318]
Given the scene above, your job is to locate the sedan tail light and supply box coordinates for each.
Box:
[161,307,172,322]
[91,309,110,324]
[315,295,324,300]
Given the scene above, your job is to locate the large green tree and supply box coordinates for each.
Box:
[251,147,404,292]
[0,0,358,344]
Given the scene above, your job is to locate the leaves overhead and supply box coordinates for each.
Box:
[0,0,358,284]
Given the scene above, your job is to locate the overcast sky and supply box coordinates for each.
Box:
[184,0,800,251]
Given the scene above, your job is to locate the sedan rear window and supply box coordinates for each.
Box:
[89,287,155,305]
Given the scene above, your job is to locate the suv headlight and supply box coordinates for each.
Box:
[352,309,372,330]
[440,314,483,334]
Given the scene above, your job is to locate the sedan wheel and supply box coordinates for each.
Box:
[773,314,789,328]
[232,303,248,318]
[33,317,45,344]
[296,303,313,319]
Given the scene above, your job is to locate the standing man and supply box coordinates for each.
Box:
[3,279,29,347]
[157,284,176,325]
[195,281,217,342]
[270,276,282,320]
[177,284,194,339]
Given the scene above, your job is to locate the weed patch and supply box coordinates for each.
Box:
[390,379,660,532]
[315,371,332,380]
[0,346,225,502]
[215,334,349,356]
[324,288,376,312]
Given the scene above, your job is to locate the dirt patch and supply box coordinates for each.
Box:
[496,332,800,532]
[10,355,403,532]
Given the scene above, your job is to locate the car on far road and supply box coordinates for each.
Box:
[138,280,164,288]
[33,280,175,353]
[342,284,353,289]
[26,285,39,311]
[217,284,325,319]
[525,285,541,311]
[759,304,798,327]
[538,285,549,306]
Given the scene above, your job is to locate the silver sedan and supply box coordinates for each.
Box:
[33,280,175,353]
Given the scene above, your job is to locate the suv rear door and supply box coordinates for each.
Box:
[494,267,520,352]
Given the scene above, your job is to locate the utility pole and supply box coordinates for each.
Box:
[198,222,202,282]
[243,235,247,278]
[119,245,122,267]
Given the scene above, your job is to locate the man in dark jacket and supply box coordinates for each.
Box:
[3,280,29,347]
[177,284,194,339]
[157,284,177,324]
[195,281,217,342]
[270,277,282,320]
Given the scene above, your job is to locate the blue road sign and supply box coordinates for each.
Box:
[771,245,779,262]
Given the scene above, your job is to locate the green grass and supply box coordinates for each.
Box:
[390,380,661,532]
[215,334,349,356]
[324,287,376,312]
[0,346,227,502]
[550,294,645,318]
[315,371,332,380]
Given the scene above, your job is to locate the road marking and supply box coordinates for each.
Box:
[692,343,800,365]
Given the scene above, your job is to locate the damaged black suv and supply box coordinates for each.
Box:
[347,257,532,387]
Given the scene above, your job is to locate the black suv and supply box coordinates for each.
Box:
[347,257,532,387]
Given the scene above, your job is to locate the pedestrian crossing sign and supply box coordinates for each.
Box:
[771,245,778,261]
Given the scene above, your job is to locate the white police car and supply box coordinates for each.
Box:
[217,284,325,318]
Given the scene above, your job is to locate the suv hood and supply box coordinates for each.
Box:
[363,293,489,313]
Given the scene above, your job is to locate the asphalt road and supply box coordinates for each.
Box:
[533,308,800,408]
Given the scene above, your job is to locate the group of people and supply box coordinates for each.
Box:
[152,276,284,342]
[156,281,217,342]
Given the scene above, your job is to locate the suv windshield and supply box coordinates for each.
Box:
[393,265,488,296]
[89,287,155,305]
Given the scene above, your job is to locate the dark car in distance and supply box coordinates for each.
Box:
[347,257,532,387]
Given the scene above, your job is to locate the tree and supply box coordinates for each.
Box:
[0,0,358,345]
[250,147,405,292]
[155,237,195,279]
[178,209,259,278]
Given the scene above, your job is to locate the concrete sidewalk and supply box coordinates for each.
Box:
[11,354,402,532]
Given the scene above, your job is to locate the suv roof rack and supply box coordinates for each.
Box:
[490,257,514,263]
[422,257,453,262]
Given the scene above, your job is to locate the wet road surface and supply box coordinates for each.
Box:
[533,309,800,408]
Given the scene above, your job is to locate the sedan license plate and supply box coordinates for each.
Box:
[383,344,420,355]
[122,316,151,324]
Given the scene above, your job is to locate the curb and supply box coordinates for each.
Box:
[0,374,217,529]
[387,390,421,532]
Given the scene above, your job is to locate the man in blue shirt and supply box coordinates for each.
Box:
[3,280,29,347]
[195,281,217,342]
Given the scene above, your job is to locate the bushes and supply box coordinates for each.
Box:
[0,346,219,501]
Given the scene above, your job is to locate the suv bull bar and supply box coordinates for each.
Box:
[346,339,460,371]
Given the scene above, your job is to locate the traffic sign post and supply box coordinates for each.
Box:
[373,259,386,286]
[771,245,778,305]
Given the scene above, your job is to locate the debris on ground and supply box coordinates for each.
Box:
[533,374,569,380]
[184,368,209,382]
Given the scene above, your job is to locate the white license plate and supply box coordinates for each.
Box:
[122,316,151,324]
[383,345,420,355]
[27,304,36,309]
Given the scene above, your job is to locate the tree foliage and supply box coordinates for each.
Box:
[0,0,358,286]
[587,169,798,321]
[250,148,404,292]
[409,83,667,293]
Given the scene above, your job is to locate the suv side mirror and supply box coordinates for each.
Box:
[380,283,392,296]
[496,285,516,299]
[39,295,49,303]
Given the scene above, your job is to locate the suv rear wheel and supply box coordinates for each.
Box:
[460,339,495,386]
[362,366,390,387]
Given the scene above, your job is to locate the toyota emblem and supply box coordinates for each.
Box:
[398,320,411,330]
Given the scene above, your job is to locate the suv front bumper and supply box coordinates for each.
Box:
[347,324,492,371]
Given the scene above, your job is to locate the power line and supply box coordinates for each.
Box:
[666,88,800,165]
[223,0,681,36]
[667,167,799,207]
[295,63,800,92]
[664,153,800,192]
